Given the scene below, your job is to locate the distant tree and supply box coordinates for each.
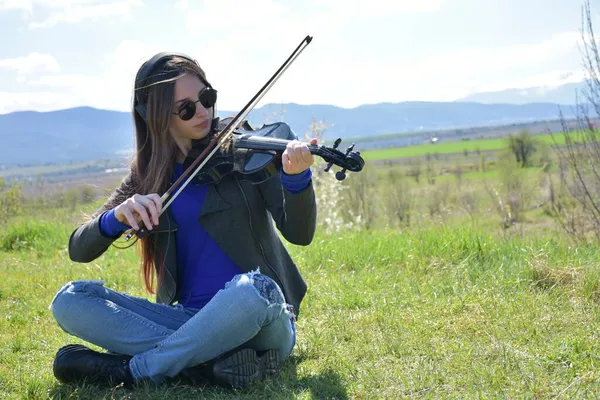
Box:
[508,129,536,167]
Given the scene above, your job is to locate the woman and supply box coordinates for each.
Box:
[49,52,317,389]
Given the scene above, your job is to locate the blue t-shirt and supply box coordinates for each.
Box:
[100,165,312,310]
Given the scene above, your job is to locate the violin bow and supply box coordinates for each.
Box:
[124,35,313,241]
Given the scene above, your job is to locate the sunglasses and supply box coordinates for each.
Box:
[173,87,218,121]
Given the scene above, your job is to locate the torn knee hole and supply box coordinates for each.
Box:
[251,274,285,305]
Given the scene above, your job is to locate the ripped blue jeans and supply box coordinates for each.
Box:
[49,271,296,385]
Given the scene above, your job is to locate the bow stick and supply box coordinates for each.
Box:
[124,35,313,241]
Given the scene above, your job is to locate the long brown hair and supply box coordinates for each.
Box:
[93,54,211,294]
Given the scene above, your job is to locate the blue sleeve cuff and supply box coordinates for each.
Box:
[280,168,312,194]
[99,208,131,238]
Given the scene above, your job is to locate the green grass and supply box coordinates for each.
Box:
[0,161,107,178]
[360,132,567,161]
[1,203,600,399]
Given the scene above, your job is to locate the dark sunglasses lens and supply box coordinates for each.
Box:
[178,101,196,121]
[200,88,217,109]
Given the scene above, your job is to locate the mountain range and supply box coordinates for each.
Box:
[457,81,587,105]
[0,80,590,167]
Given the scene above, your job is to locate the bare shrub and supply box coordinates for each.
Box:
[339,165,375,230]
[485,150,524,231]
[550,0,600,243]
[479,151,488,173]
[425,153,436,184]
[453,161,464,189]
[303,119,365,234]
[0,178,22,227]
[459,189,479,222]
[312,169,362,234]
[20,180,98,213]
[486,185,514,231]
[426,181,451,219]
[545,171,589,241]
[536,142,553,171]
[384,168,412,228]
[59,185,97,211]
[407,158,422,183]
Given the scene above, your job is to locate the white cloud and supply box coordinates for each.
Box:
[173,1,355,109]
[179,0,440,41]
[2,0,126,12]
[0,15,584,114]
[1,26,584,114]
[0,91,74,114]
[309,0,442,16]
[421,32,580,77]
[0,0,32,12]
[436,31,583,97]
[0,40,165,114]
[174,0,188,9]
[1,0,143,28]
[250,30,585,107]
[478,70,586,93]
[181,0,289,31]
[103,39,163,75]
[25,73,90,87]
[31,0,108,6]
[0,52,60,76]
[169,0,443,110]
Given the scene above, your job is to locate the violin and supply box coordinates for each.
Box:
[123,35,365,242]
[182,119,365,186]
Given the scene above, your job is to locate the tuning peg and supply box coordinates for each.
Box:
[345,143,355,155]
[335,168,347,180]
[324,138,343,172]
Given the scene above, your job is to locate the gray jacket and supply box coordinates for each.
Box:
[67,169,317,318]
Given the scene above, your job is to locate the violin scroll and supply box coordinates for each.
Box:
[323,137,363,180]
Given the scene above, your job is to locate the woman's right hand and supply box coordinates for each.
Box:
[114,193,162,231]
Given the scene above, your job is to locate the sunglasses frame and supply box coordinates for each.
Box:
[173,86,218,121]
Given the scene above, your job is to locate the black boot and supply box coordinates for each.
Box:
[181,348,280,389]
[53,344,135,388]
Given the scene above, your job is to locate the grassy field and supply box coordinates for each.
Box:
[1,153,600,399]
[359,132,566,161]
[0,159,128,179]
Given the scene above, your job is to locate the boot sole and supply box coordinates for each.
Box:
[212,348,280,389]
[53,344,88,383]
[259,349,280,376]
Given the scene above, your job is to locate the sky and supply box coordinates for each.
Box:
[0,0,597,114]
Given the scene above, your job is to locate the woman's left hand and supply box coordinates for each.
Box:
[282,138,318,175]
